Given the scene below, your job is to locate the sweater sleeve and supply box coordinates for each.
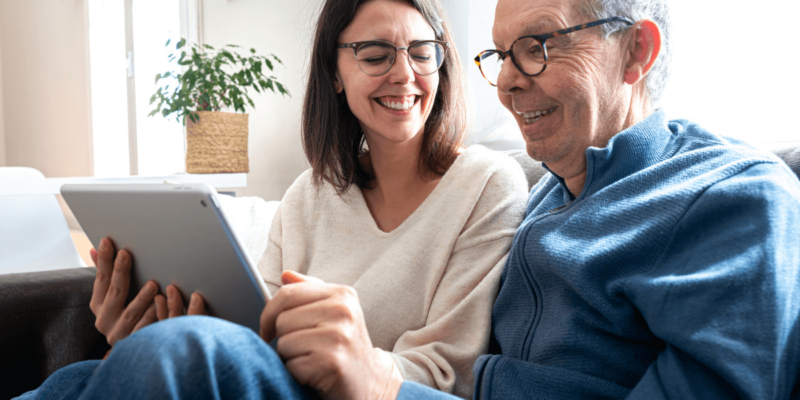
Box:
[624,162,800,399]
[257,202,284,296]
[387,163,528,399]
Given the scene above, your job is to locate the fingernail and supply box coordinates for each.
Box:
[99,239,107,251]
[145,282,156,294]
[190,293,198,306]
[118,251,128,263]
[281,270,304,284]
[167,287,174,300]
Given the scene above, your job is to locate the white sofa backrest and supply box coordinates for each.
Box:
[0,167,86,274]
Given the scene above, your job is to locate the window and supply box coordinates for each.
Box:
[87,0,128,177]
[88,0,202,177]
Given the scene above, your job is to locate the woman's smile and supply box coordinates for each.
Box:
[374,95,421,114]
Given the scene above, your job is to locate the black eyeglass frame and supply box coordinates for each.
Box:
[474,16,634,86]
[337,39,450,77]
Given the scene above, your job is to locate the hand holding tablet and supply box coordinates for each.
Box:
[87,237,208,346]
[62,183,271,336]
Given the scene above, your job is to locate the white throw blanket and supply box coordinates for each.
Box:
[216,194,280,266]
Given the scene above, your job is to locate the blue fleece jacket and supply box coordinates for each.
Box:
[468,110,800,399]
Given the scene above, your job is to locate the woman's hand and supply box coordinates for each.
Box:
[89,238,209,346]
[260,271,402,400]
[154,284,208,321]
[89,238,160,346]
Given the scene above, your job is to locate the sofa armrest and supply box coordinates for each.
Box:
[0,267,109,399]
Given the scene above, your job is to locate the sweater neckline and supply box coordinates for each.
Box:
[351,146,476,236]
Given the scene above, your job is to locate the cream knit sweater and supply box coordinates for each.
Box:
[257,146,528,398]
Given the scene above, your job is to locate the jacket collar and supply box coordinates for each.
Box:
[543,109,673,201]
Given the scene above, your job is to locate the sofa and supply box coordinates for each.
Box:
[1,146,798,399]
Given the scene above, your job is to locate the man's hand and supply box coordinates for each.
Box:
[89,238,159,346]
[260,271,402,400]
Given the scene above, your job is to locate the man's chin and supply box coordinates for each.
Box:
[524,139,571,164]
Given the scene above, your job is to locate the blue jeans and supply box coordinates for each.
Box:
[16,316,457,400]
[16,316,316,400]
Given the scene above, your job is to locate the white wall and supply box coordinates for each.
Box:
[440,0,520,147]
[203,0,319,200]
[0,0,93,177]
[661,0,800,147]
[0,4,5,168]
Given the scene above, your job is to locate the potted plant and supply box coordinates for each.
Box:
[149,38,289,173]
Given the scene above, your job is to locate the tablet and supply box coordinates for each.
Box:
[61,183,270,332]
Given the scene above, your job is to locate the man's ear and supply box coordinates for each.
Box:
[334,70,344,94]
[624,19,661,85]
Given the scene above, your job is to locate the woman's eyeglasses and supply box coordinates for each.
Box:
[337,40,449,76]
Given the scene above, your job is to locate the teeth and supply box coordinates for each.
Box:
[378,97,415,111]
[517,107,556,123]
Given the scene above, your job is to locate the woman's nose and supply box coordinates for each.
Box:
[387,50,415,85]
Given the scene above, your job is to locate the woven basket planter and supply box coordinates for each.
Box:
[185,111,249,173]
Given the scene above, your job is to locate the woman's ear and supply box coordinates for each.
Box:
[334,71,344,94]
[623,19,661,85]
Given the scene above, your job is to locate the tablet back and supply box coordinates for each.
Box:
[61,183,269,332]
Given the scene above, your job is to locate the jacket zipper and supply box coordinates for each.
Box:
[517,197,579,360]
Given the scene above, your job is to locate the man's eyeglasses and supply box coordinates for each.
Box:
[337,40,449,77]
[474,16,634,86]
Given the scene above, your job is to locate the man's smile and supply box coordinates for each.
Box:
[516,107,557,125]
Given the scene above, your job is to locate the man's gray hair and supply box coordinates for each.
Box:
[582,0,672,105]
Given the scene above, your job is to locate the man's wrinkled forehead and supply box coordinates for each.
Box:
[493,0,583,48]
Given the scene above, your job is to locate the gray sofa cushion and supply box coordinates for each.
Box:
[0,267,109,399]
[505,150,548,190]
[774,146,800,179]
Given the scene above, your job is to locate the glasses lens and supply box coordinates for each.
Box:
[510,37,545,76]
[356,43,395,76]
[409,42,446,75]
[477,51,503,86]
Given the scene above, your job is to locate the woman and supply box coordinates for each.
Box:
[17,0,527,399]
[256,0,528,397]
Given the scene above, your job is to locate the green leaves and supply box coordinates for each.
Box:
[148,38,289,125]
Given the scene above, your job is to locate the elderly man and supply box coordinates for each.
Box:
[401,0,800,398]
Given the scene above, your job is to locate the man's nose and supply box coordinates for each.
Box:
[387,50,415,85]
[496,58,528,95]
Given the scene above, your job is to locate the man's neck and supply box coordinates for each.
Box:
[550,98,653,198]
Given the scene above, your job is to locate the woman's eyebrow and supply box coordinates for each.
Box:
[359,39,434,46]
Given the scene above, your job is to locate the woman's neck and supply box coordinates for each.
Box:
[362,135,429,201]
[360,133,442,232]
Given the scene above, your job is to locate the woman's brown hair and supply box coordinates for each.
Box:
[302,0,467,194]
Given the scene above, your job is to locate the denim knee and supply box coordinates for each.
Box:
[84,316,306,399]
[112,315,277,366]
